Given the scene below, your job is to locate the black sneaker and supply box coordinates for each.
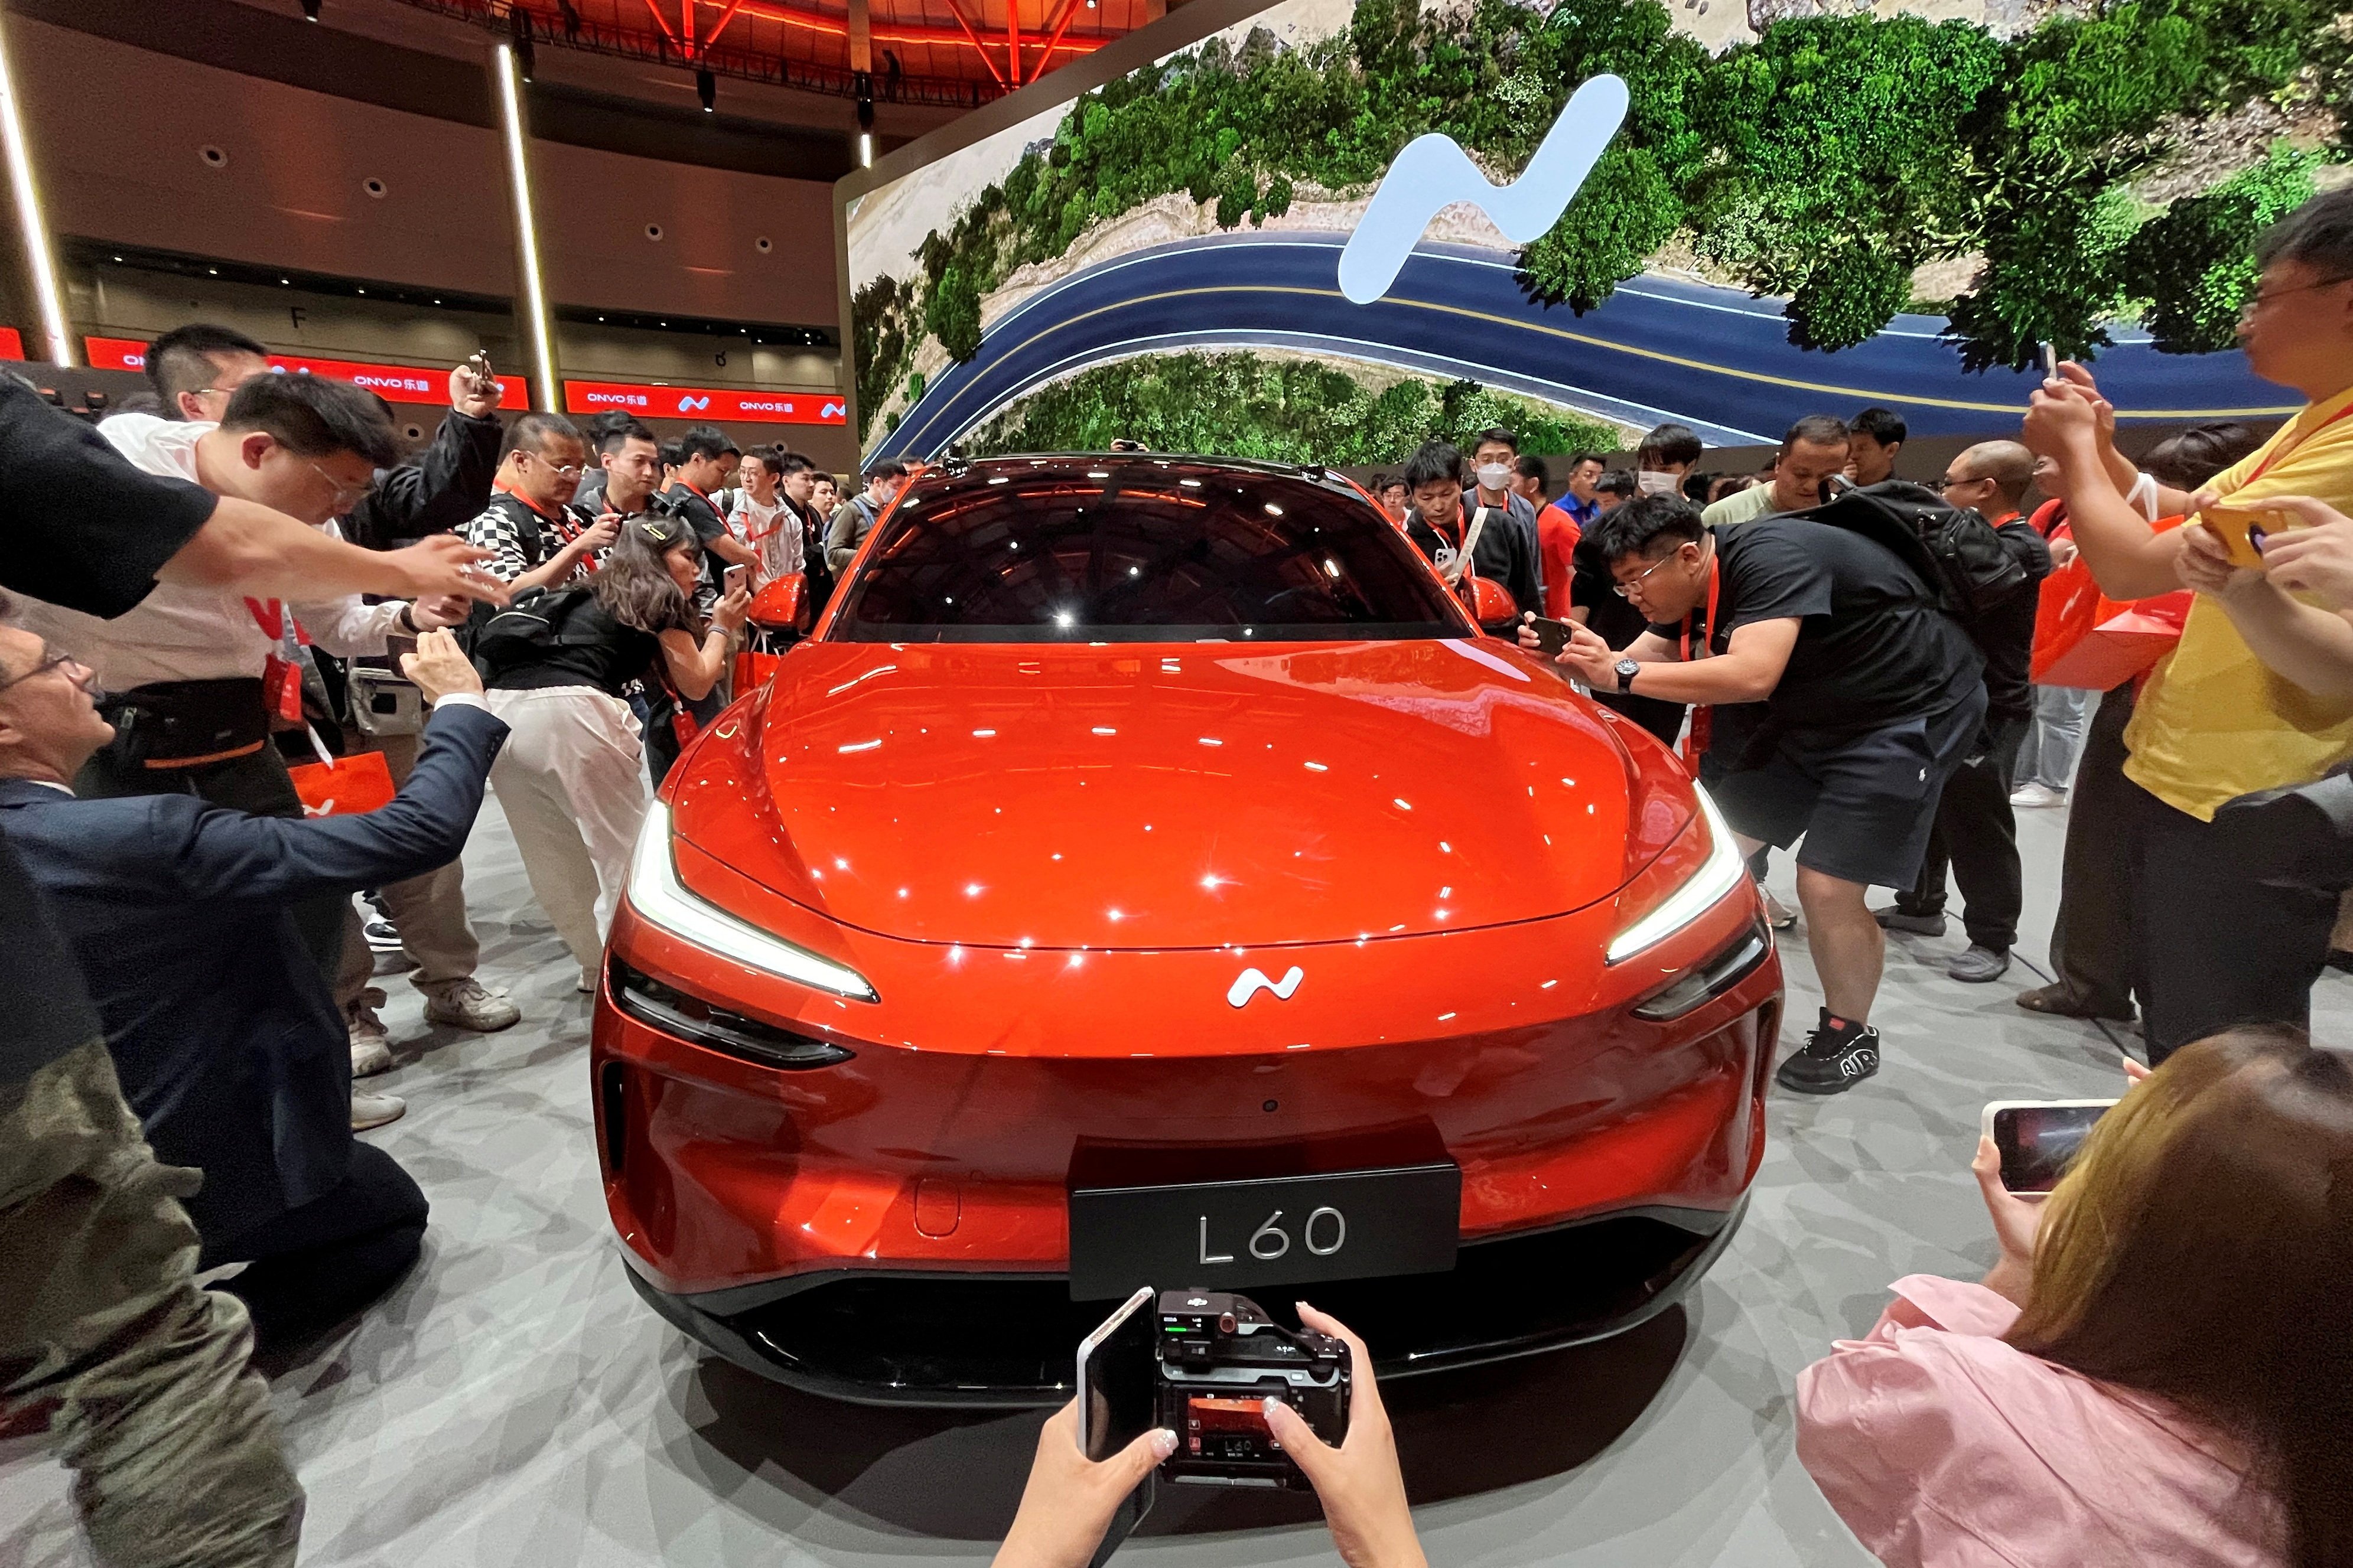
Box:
[1775,1011,1881,1094]
[363,916,404,954]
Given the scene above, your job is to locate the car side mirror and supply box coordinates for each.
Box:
[1463,575,1519,634]
[747,573,806,634]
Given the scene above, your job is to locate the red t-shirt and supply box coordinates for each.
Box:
[1536,503,1583,619]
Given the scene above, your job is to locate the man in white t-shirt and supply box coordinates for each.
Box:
[1703,416,1853,529]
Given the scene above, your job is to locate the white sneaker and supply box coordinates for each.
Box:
[351,1091,406,1131]
[577,967,598,995]
[2010,783,2066,808]
[423,978,521,1032]
[346,987,393,1078]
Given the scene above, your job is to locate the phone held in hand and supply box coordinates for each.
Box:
[385,632,419,668]
[723,563,751,595]
[2040,340,2061,379]
[465,351,494,383]
[2199,506,2291,569]
[1981,1099,2118,1195]
[1526,614,1575,657]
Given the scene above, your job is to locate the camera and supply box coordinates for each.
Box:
[1158,1290,1349,1487]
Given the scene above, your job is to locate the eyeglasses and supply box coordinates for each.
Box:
[522,453,584,479]
[1612,554,1678,598]
[2240,275,2353,320]
[304,456,375,511]
[0,648,86,696]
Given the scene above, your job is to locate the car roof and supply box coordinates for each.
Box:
[913,452,1368,498]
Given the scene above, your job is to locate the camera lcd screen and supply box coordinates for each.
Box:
[1993,1103,2110,1194]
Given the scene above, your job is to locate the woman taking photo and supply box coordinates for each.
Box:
[1798,1026,2352,1567]
[483,516,749,991]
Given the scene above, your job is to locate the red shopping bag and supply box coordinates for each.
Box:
[287,727,396,817]
[2030,515,2192,689]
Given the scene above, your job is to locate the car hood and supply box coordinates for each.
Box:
[672,638,1683,950]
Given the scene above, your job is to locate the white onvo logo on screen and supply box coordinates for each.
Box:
[1336,74,1629,306]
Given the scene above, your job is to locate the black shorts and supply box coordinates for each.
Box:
[1708,686,1989,889]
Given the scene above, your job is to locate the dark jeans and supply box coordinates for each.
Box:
[1898,713,2029,951]
[200,1142,428,1347]
[2048,682,2140,1016]
[2124,775,2341,1063]
[75,742,346,982]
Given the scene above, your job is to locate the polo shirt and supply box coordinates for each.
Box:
[2125,387,2353,820]
[1700,483,1781,530]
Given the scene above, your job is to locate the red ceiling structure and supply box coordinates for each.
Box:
[389,0,1148,106]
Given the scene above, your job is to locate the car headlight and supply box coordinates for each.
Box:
[624,800,878,1002]
[1606,784,1750,964]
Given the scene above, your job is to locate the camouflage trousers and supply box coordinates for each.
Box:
[0,1039,302,1567]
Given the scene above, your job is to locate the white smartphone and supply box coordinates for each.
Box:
[1981,1098,2117,1195]
[2040,341,2061,380]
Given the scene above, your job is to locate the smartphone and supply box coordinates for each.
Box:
[1981,1098,2117,1195]
[2199,506,2292,569]
[2040,341,2061,379]
[1079,1285,1158,1461]
[723,563,752,597]
[1078,1286,1158,1560]
[465,351,495,383]
[385,632,419,667]
[1526,614,1575,657]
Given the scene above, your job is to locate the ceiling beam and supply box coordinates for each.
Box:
[1031,0,1081,84]
[939,0,1007,87]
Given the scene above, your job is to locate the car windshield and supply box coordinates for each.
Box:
[831,461,1467,643]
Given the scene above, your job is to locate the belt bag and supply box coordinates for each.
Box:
[348,667,425,738]
[99,677,271,767]
[2211,767,2353,892]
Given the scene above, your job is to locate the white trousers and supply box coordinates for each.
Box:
[484,686,648,979]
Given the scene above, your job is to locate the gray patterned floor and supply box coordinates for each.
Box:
[7,796,2344,1566]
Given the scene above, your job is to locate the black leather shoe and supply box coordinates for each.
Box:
[1775,1018,1881,1094]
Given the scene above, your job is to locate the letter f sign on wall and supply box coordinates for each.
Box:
[1337,74,1629,307]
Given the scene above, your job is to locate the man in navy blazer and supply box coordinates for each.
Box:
[0,624,509,1343]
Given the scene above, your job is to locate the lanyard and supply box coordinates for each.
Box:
[1678,556,1720,766]
[243,598,308,647]
[498,481,598,570]
[2243,399,2353,487]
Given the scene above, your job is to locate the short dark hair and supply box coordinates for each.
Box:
[1402,441,1462,491]
[1515,454,1549,487]
[1589,493,1707,563]
[500,410,582,459]
[658,439,685,470]
[219,373,399,468]
[1596,468,1639,498]
[1471,426,1518,455]
[863,458,910,486]
[1783,414,1851,453]
[1570,451,1606,470]
[777,451,818,477]
[1636,423,1703,470]
[2254,186,2353,278]
[147,323,268,414]
[1682,471,1714,502]
[596,418,657,458]
[678,423,737,463]
[1850,407,1908,446]
[2143,422,2268,491]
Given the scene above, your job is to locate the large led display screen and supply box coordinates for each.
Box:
[838,0,2325,464]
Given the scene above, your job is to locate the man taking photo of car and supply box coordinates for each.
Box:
[1526,493,1985,1094]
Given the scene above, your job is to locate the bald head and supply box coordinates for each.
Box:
[1943,440,2035,515]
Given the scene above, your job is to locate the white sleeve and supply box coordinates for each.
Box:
[293,594,408,657]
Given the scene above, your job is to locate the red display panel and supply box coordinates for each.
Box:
[0,327,24,360]
[563,380,848,426]
[83,335,529,406]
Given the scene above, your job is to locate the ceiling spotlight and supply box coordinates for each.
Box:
[300,0,322,19]
[697,67,715,113]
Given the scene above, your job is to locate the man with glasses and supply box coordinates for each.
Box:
[1526,492,1984,1094]
[12,374,473,1127]
[2023,185,2353,1062]
[461,413,614,591]
[1873,442,2051,983]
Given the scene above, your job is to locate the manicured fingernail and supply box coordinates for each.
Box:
[1262,1397,1283,1417]
[1152,1429,1177,1458]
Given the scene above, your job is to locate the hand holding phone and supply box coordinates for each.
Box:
[1980,1098,2117,1195]
[2040,340,2061,380]
[2199,506,2292,569]
[1525,614,1576,657]
[723,563,752,596]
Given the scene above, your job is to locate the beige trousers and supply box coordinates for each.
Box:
[484,686,649,979]
[332,726,483,1009]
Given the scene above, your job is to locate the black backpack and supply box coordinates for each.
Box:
[469,585,608,679]
[1787,481,2032,628]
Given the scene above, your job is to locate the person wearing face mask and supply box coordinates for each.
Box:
[1704,415,1854,529]
[1461,428,1545,616]
[1634,422,1705,498]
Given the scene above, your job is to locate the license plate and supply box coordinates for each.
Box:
[1066,1162,1460,1301]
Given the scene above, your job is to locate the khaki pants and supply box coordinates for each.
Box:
[0,1040,303,1567]
[484,686,648,979]
[331,726,481,1009]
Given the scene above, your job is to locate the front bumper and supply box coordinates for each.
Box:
[621,1195,1747,1406]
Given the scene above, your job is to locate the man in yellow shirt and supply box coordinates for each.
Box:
[2023,187,2353,1062]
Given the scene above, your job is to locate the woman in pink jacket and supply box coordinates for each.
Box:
[1797,1026,2352,1568]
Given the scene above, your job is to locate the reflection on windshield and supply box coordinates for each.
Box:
[834,464,1466,644]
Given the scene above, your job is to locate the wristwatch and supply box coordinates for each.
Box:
[1615,658,1641,693]
[395,603,419,634]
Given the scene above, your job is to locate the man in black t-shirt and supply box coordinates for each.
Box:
[1528,494,1986,1095]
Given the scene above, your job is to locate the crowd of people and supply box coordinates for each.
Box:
[4,191,2352,1568]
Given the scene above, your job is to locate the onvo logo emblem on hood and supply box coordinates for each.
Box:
[1227,966,1305,1008]
[1336,74,1629,306]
